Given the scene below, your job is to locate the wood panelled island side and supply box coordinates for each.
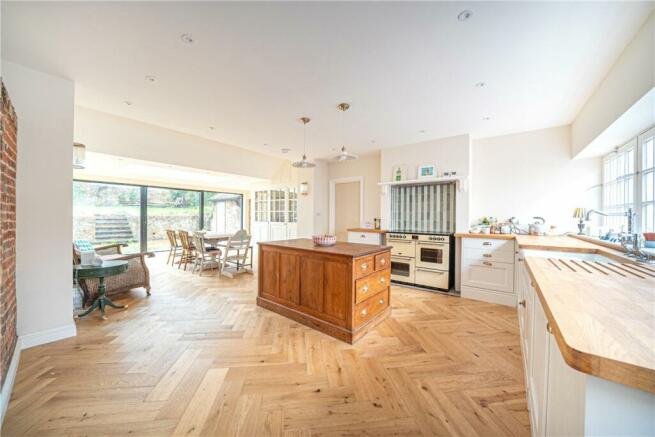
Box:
[257,239,392,343]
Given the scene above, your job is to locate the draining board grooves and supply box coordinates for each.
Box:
[544,258,651,278]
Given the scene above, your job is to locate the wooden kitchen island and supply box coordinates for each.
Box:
[257,239,392,343]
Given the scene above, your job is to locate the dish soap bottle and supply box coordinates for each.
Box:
[395,167,402,182]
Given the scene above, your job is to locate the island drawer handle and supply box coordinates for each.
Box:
[362,285,369,293]
[380,277,386,283]
[379,299,385,305]
[361,263,368,270]
[361,309,368,317]
[380,258,386,265]
[483,261,492,266]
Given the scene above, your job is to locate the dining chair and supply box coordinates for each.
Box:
[219,229,253,278]
[165,229,182,266]
[177,230,196,271]
[192,232,221,276]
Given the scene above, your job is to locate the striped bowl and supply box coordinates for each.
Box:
[312,235,337,246]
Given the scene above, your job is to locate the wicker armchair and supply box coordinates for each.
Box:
[73,243,154,307]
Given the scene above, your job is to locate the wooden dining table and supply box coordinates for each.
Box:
[197,231,231,245]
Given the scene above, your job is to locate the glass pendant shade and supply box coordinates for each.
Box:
[292,117,315,168]
[73,142,86,169]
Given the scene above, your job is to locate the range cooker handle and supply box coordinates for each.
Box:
[415,268,445,274]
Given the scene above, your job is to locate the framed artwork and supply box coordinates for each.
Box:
[417,164,436,179]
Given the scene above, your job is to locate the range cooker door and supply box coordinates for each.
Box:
[415,241,449,270]
[415,267,449,290]
[390,256,415,283]
[390,240,415,258]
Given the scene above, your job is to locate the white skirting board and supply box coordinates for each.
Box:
[461,285,516,307]
[0,338,21,426]
[0,322,77,427]
[20,322,77,350]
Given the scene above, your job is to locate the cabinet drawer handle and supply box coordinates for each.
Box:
[361,263,368,270]
[379,299,385,305]
[483,261,492,266]
[361,309,368,317]
[519,299,526,307]
[380,258,386,265]
[380,277,386,283]
[361,234,366,238]
[482,242,492,246]
[362,285,369,293]
[483,254,492,258]
[518,258,524,262]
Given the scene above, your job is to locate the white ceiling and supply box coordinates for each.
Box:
[2,2,653,159]
[75,152,267,192]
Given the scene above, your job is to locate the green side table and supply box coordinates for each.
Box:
[74,260,129,320]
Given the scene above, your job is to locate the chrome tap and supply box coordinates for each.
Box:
[584,208,654,263]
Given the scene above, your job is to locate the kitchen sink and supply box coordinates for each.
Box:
[521,249,616,264]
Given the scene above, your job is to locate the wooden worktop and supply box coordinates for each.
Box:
[458,232,655,392]
[454,232,515,240]
[259,238,391,257]
[524,256,655,393]
[347,227,388,234]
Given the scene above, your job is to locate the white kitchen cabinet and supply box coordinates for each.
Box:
[269,223,288,241]
[347,230,384,245]
[460,237,516,306]
[516,255,654,437]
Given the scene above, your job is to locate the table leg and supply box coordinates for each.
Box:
[77,276,127,320]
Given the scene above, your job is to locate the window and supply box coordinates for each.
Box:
[640,127,655,232]
[254,191,269,222]
[601,125,655,234]
[73,181,141,253]
[74,180,243,252]
[147,188,201,252]
[203,192,243,234]
[269,189,286,223]
[288,188,298,223]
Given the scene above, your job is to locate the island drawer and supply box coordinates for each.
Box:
[354,288,389,327]
[374,252,390,271]
[355,268,390,304]
[354,256,374,279]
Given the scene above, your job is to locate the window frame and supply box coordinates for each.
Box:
[601,124,655,234]
[73,179,244,252]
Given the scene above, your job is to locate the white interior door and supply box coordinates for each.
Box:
[334,181,361,241]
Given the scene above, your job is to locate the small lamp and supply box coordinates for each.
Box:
[573,208,587,235]
[299,181,309,196]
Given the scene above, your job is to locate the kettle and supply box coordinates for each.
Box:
[529,217,546,236]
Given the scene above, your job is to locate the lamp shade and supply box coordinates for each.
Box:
[573,207,587,219]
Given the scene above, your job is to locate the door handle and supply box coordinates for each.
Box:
[519,300,526,307]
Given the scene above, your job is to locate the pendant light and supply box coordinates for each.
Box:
[73,142,86,169]
[334,103,358,161]
[292,117,316,168]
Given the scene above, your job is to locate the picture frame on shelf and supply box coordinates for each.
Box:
[417,164,436,179]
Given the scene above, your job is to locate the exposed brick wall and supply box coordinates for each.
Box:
[0,80,18,388]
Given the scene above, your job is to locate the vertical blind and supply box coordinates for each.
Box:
[390,182,456,233]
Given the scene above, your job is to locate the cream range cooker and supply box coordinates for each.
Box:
[386,232,455,291]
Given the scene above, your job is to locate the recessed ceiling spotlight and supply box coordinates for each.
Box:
[123,100,133,106]
[371,140,376,143]
[281,148,291,154]
[458,10,473,21]
[208,126,215,131]
[263,143,269,147]
[419,130,426,134]
[145,75,156,83]
[475,82,486,88]
[483,116,491,121]
[180,33,194,44]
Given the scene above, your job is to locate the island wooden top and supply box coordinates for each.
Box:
[258,239,391,257]
[347,228,388,234]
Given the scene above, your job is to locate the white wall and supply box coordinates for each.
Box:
[572,12,654,157]
[75,107,293,183]
[295,161,329,238]
[328,153,381,227]
[471,126,601,232]
[380,134,472,232]
[3,61,76,345]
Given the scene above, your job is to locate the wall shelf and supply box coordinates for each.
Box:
[378,175,467,192]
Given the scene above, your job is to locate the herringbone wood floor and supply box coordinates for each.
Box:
[3,255,530,436]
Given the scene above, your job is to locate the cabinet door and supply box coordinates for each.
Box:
[530,290,551,437]
[545,332,585,437]
[286,223,298,239]
[269,223,287,241]
[461,259,514,293]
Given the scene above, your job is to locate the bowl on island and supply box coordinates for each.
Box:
[312,235,337,246]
